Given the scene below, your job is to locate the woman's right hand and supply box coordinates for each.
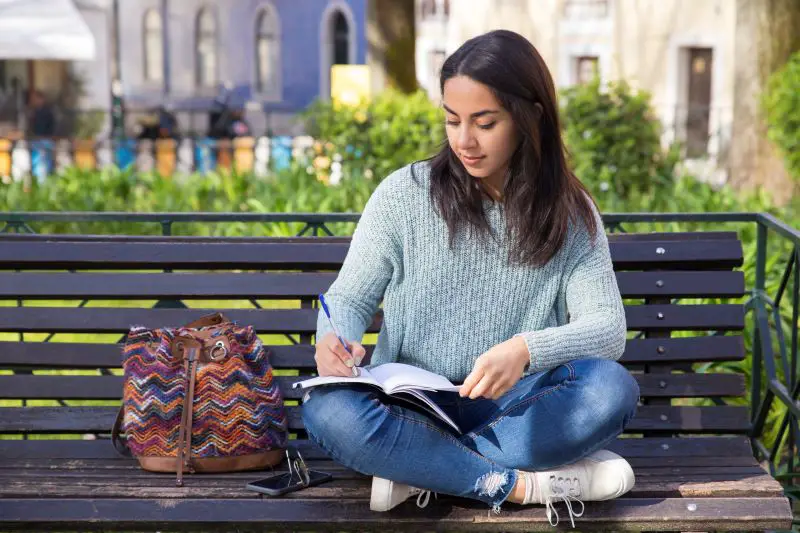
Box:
[314,332,366,377]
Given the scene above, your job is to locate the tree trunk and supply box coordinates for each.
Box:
[729,0,800,204]
[366,0,418,94]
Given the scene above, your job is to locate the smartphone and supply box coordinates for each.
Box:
[245,469,333,497]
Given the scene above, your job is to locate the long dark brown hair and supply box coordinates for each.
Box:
[428,29,597,266]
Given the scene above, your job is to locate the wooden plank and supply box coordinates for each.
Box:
[0,436,755,461]
[0,272,338,300]
[0,307,359,334]
[0,341,323,369]
[0,230,738,243]
[0,462,769,479]
[0,470,784,499]
[632,373,745,398]
[0,271,745,300]
[624,304,745,331]
[0,405,751,434]
[606,231,739,242]
[1,336,745,370]
[0,234,353,244]
[0,497,791,531]
[620,336,745,363]
[0,238,743,271]
[609,239,743,270]
[0,304,743,334]
[0,241,351,270]
[0,373,746,401]
[615,271,745,298]
[0,454,764,473]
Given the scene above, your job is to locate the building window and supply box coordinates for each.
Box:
[143,9,164,83]
[195,8,218,88]
[420,0,448,20]
[684,47,713,157]
[420,0,436,18]
[575,56,599,84]
[429,49,446,82]
[564,0,609,18]
[256,6,280,95]
[332,11,350,65]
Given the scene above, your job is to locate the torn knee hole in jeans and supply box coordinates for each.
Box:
[475,470,509,498]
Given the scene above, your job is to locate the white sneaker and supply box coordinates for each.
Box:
[519,449,635,527]
[369,476,434,512]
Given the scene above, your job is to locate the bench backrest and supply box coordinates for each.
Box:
[0,232,747,457]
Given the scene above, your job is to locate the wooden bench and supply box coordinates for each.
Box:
[0,231,793,531]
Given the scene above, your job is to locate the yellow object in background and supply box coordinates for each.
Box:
[0,139,11,178]
[155,139,177,178]
[330,65,371,107]
[233,137,255,173]
[74,140,96,170]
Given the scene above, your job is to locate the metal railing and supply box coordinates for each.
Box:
[1,210,798,515]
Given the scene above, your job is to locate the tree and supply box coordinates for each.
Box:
[729,0,800,204]
[366,0,418,94]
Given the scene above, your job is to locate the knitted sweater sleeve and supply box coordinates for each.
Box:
[316,175,402,344]
[518,206,627,372]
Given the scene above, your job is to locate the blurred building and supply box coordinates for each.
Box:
[0,0,97,137]
[416,0,737,177]
[0,0,367,138]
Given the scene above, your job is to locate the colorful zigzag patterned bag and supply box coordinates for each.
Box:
[112,312,288,486]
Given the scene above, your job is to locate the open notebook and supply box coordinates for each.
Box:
[293,363,463,433]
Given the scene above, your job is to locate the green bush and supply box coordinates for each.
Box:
[302,89,445,181]
[561,79,679,198]
[763,49,800,183]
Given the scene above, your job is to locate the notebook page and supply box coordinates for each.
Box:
[398,389,461,433]
[369,363,461,394]
[292,367,380,390]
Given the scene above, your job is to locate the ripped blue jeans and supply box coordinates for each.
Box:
[301,358,639,510]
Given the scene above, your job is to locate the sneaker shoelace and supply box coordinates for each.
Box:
[409,487,435,508]
[544,475,585,528]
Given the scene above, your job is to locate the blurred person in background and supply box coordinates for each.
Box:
[27,90,56,138]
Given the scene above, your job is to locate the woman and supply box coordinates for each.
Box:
[301,30,639,527]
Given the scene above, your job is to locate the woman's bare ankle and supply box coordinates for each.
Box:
[508,472,527,504]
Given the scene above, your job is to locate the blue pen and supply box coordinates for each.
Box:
[319,294,360,377]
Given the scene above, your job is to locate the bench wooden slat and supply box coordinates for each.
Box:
[0,373,746,400]
[0,304,745,333]
[0,336,746,369]
[0,436,756,461]
[0,405,751,433]
[0,230,740,243]
[605,231,739,241]
[0,271,745,299]
[0,461,770,478]
[0,496,791,531]
[621,336,745,363]
[0,241,351,270]
[0,454,765,471]
[0,469,783,499]
[0,341,322,369]
[615,271,745,298]
[0,272,338,300]
[0,238,744,270]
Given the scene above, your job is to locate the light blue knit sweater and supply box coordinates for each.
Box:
[316,161,627,383]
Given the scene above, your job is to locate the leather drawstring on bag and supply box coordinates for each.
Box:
[175,340,200,487]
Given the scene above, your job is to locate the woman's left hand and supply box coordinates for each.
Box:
[460,337,530,400]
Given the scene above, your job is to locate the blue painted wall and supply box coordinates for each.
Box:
[273,0,367,112]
